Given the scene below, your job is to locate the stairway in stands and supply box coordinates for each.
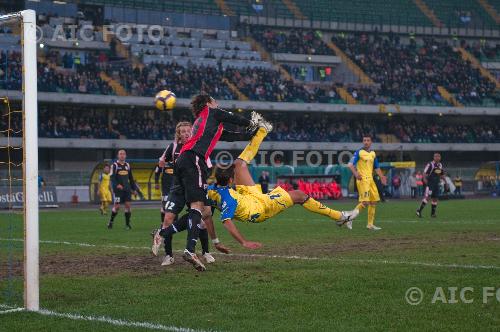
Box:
[222,78,248,101]
[437,86,463,107]
[323,39,374,86]
[245,36,294,81]
[477,0,500,24]
[281,0,306,19]
[413,0,443,27]
[214,0,236,16]
[457,47,500,90]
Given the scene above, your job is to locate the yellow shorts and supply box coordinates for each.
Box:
[356,179,380,202]
[100,189,112,202]
[235,185,294,223]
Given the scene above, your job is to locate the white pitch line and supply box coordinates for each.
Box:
[0,305,212,332]
[1,238,499,270]
[0,308,24,314]
[35,309,212,332]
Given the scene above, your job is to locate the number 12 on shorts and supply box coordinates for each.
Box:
[165,201,176,211]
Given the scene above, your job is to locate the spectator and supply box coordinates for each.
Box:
[454,175,463,196]
[259,171,270,194]
[392,173,401,198]
[409,172,418,198]
[416,171,424,196]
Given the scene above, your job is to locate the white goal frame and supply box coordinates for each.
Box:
[0,10,39,311]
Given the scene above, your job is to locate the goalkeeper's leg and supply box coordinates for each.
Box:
[232,127,268,186]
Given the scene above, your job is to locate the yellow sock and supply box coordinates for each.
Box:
[368,205,376,226]
[302,197,342,220]
[356,202,366,211]
[237,127,267,163]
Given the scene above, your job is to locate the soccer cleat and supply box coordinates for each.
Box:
[183,249,206,272]
[161,255,174,266]
[367,225,382,231]
[336,209,359,229]
[416,210,422,218]
[125,224,132,230]
[151,229,163,256]
[202,252,216,264]
[107,221,113,229]
[431,214,437,218]
[247,111,263,132]
[258,119,273,133]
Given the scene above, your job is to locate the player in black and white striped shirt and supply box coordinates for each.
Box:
[416,153,445,218]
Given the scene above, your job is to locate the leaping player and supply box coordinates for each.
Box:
[153,127,358,256]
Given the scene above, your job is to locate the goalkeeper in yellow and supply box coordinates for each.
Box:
[97,163,112,215]
[348,134,387,231]
[207,127,359,249]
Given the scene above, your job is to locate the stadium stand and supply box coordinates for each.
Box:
[423,0,498,28]
[250,27,334,55]
[5,106,498,144]
[293,0,433,26]
[331,33,499,106]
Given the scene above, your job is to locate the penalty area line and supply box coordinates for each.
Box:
[0,304,213,332]
[1,238,499,270]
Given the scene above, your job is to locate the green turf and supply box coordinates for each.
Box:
[1,199,500,331]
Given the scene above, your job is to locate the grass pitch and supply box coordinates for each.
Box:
[1,198,500,331]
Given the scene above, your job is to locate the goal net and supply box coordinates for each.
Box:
[0,10,39,312]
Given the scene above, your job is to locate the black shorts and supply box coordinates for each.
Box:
[113,190,132,203]
[164,185,187,215]
[173,150,209,205]
[425,183,440,199]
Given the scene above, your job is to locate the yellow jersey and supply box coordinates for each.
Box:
[99,173,111,192]
[207,184,293,223]
[351,148,380,180]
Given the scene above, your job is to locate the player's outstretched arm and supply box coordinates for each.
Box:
[222,219,262,249]
[202,210,231,254]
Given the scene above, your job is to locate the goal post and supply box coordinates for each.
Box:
[0,9,39,311]
[22,9,39,312]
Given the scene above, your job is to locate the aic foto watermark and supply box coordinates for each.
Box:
[405,287,500,305]
[214,150,354,168]
[35,24,174,43]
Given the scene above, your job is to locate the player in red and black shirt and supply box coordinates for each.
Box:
[164,94,271,271]
[416,153,445,218]
[108,149,138,229]
[154,121,192,224]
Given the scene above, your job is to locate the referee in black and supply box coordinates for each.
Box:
[108,149,138,229]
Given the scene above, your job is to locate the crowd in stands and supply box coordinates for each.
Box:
[37,108,177,140]
[251,27,334,56]
[332,33,499,106]
[109,62,235,100]
[1,50,114,94]
[464,40,500,61]
[224,66,332,103]
[3,106,495,144]
[267,113,500,143]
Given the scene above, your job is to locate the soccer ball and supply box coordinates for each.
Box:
[155,90,176,111]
